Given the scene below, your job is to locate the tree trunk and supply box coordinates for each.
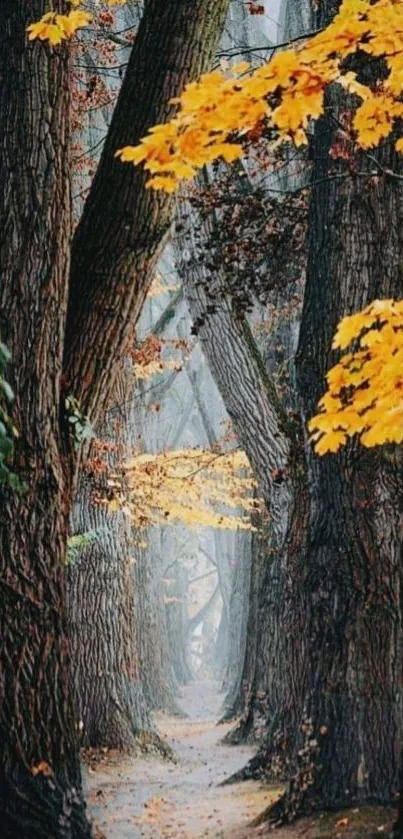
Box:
[178,193,309,761]
[219,530,252,717]
[67,362,156,750]
[1,0,232,832]
[284,113,403,817]
[165,560,193,686]
[133,538,181,713]
[68,488,151,750]
[221,519,265,731]
[0,2,92,835]
[63,0,231,428]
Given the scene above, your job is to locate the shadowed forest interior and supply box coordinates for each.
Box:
[2,1,403,838]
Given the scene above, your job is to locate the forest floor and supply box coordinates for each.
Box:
[86,680,396,839]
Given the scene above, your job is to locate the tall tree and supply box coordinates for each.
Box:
[286,0,403,813]
[178,14,403,823]
[0,0,230,835]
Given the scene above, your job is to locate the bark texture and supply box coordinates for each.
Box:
[288,112,403,816]
[0,2,92,835]
[68,377,152,751]
[0,0,231,832]
[178,192,308,756]
[68,497,150,750]
[133,538,180,713]
[178,8,403,811]
[64,0,231,429]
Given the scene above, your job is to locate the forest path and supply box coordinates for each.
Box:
[87,679,396,839]
[87,679,280,838]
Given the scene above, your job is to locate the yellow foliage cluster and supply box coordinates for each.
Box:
[116,0,403,191]
[109,448,259,530]
[27,7,92,45]
[309,300,403,454]
[27,0,127,44]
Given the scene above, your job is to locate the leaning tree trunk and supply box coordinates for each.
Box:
[178,193,310,762]
[62,0,232,427]
[0,0,233,833]
[0,2,92,835]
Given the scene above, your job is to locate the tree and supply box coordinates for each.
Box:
[67,388,154,752]
[0,1,230,835]
[118,0,403,190]
[168,0,403,821]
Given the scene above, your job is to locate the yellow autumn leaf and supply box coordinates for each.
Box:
[115,145,147,164]
[106,447,260,530]
[43,24,65,46]
[58,11,92,37]
[27,9,92,44]
[107,0,403,191]
[311,297,403,455]
[146,176,178,192]
[315,430,348,455]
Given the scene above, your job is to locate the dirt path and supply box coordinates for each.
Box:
[86,680,395,839]
[86,680,280,838]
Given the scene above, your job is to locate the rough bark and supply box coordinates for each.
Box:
[67,375,153,751]
[255,8,403,818]
[1,0,231,832]
[178,194,308,757]
[283,116,403,818]
[63,0,231,429]
[178,201,294,541]
[0,2,92,835]
[133,538,181,713]
[68,492,151,750]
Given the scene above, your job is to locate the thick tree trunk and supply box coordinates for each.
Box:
[133,538,181,713]
[63,0,231,428]
[284,117,403,817]
[227,106,403,827]
[68,490,151,751]
[0,2,92,835]
[0,0,231,832]
[67,363,155,751]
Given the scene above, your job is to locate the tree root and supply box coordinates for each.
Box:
[219,752,270,786]
[137,730,178,761]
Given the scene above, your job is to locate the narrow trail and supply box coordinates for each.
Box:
[87,680,280,838]
[86,681,395,839]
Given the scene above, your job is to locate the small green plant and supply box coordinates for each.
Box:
[65,395,95,449]
[0,338,24,491]
[66,530,98,565]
